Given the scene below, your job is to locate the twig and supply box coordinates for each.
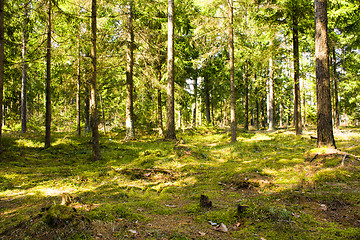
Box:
[309,154,318,163]
[341,153,348,166]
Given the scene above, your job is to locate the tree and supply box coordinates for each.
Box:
[0,0,4,152]
[90,0,101,160]
[267,56,274,131]
[45,0,52,149]
[21,0,30,133]
[166,0,176,140]
[125,0,135,140]
[228,0,236,142]
[292,2,302,135]
[315,0,336,148]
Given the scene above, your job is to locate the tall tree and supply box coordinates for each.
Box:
[244,62,249,131]
[21,0,30,133]
[45,0,52,148]
[90,0,101,160]
[228,0,236,142]
[203,74,211,124]
[125,0,135,140]
[292,2,302,135]
[332,47,340,129]
[315,0,336,148]
[77,29,81,136]
[0,0,4,152]
[192,78,197,127]
[166,0,176,140]
[267,56,275,130]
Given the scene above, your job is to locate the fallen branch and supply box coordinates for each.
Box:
[309,154,318,163]
[341,153,348,166]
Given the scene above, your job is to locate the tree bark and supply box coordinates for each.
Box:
[84,83,90,132]
[125,0,135,140]
[165,0,176,140]
[77,27,81,136]
[157,87,164,137]
[0,0,4,152]
[293,7,302,135]
[267,56,275,130]
[45,0,52,149]
[90,0,101,160]
[315,0,336,148]
[21,1,29,134]
[192,78,197,128]
[204,75,211,124]
[244,63,249,131]
[228,0,236,142]
[332,47,340,129]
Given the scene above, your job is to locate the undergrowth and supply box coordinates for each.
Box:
[0,127,359,239]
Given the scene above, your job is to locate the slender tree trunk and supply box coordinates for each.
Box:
[204,75,211,124]
[0,0,4,152]
[157,66,164,137]
[279,103,283,128]
[178,108,181,129]
[21,1,29,133]
[90,0,101,160]
[166,0,176,140]
[84,84,90,132]
[293,8,302,135]
[261,97,266,128]
[125,0,135,140]
[192,78,197,127]
[228,0,236,142]
[332,47,340,129]
[302,77,306,127]
[77,29,81,136]
[45,0,52,149]
[99,94,106,135]
[211,101,214,126]
[315,0,336,148]
[267,56,275,130]
[256,99,260,130]
[244,64,249,131]
[157,88,164,137]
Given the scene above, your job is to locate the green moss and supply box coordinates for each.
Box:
[42,205,77,227]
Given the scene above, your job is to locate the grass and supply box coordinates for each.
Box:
[0,126,359,239]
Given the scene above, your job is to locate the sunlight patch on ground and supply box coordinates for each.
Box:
[15,138,42,148]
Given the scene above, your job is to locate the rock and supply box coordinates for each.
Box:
[237,205,249,215]
[200,195,212,208]
[214,223,228,232]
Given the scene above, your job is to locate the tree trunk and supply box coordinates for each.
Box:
[192,78,197,128]
[157,87,164,137]
[0,0,4,152]
[77,28,81,136]
[228,0,236,142]
[332,47,340,129]
[293,7,302,135]
[315,0,336,148]
[45,0,52,149]
[267,56,275,130]
[125,0,135,140]
[256,99,260,130]
[84,83,90,132]
[165,0,176,140]
[157,65,164,137]
[90,0,101,160]
[99,94,106,135]
[21,1,29,134]
[244,63,249,131]
[204,75,211,124]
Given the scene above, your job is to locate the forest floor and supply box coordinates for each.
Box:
[0,126,360,240]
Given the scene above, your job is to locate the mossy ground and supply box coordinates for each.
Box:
[0,127,359,239]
